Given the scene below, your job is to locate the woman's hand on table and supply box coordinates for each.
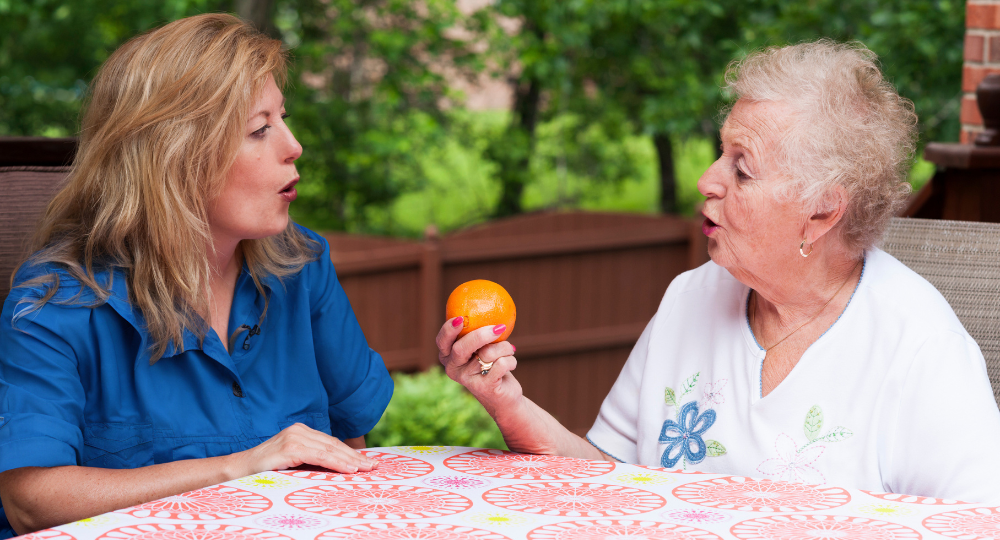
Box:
[0,426,372,536]
[228,423,376,478]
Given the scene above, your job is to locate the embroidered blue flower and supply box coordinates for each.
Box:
[659,401,716,468]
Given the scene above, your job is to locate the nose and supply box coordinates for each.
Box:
[697,157,727,200]
[281,123,302,163]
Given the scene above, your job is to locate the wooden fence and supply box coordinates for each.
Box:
[327,211,710,435]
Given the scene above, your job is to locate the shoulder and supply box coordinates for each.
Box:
[3,263,98,340]
[292,223,331,269]
[279,224,342,308]
[858,248,968,337]
[264,224,331,287]
[293,222,329,249]
[9,259,113,306]
[4,259,138,337]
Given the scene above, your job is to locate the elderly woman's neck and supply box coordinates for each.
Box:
[750,250,863,322]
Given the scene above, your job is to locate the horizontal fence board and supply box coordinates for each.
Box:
[378,347,422,371]
[330,223,691,276]
[330,244,424,276]
[449,211,687,240]
[441,222,690,264]
[512,322,648,358]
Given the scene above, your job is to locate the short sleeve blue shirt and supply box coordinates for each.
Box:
[0,225,393,538]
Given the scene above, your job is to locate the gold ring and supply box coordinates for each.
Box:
[478,356,494,375]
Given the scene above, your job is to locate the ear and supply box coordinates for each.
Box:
[803,185,848,245]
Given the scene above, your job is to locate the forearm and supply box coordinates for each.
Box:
[492,395,608,461]
[0,454,241,535]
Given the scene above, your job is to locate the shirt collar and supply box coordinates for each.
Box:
[102,264,265,364]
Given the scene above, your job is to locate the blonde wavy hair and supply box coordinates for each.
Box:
[14,13,319,362]
[724,40,919,254]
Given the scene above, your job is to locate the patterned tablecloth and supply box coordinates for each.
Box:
[23,446,999,540]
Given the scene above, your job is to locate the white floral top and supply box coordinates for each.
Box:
[587,248,1000,503]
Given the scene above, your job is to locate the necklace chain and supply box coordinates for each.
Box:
[750,260,862,353]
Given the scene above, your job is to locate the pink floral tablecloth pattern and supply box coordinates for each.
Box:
[25,447,998,540]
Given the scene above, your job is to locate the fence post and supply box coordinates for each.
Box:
[419,225,442,370]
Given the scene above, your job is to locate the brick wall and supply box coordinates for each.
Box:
[963,1,1000,143]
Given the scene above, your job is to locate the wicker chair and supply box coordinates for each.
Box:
[0,166,69,301]
[882,216,1000,407]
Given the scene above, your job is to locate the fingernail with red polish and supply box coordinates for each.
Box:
[512,344,516,352]
[493,324,506,335]
[452,316,464,327]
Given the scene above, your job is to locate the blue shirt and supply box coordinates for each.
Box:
[0,225,393,538]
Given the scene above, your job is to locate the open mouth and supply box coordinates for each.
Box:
[279,178,299,202]
[701,214,719,236]
[280,178,299,193]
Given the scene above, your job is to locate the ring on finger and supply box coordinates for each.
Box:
[477,356,494,376]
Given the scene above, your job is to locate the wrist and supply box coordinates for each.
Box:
[485,392,525,430]
[491,397,553,453]
[221,450,252,481]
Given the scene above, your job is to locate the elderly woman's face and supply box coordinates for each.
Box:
[698,99,808,280]
[209,75,302,248]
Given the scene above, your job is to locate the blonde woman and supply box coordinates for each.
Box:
[0,14,392,537]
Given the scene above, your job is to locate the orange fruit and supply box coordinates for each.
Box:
[445,279,516,343]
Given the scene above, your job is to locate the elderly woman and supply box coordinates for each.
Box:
[440,41,1000,502]
[0,14,391,537]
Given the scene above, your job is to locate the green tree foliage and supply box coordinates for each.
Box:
[0,0,494,234]
[747,0,965,144]
[482,1,559,217]
[0,0,226,136]
[483,0,963,214]
[276,0,496,232]
[1,0,965,227]
[366,367,507,449]
[552,1,742,213]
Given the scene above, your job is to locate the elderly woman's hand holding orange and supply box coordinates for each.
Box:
[441,41,1000,504]
[435,280,602,457]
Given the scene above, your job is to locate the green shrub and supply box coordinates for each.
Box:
[366,367,508,450]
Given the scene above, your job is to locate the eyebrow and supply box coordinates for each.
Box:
[719,133,746,154]
[249,98,287,121]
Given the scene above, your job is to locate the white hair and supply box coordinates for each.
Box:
[724,39,918,253]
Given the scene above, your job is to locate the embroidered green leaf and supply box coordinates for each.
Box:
[680,372,700,397]
[664,387,677,406]
[706,440,727,457]
[820,426,854,443]
[804,405,824,441]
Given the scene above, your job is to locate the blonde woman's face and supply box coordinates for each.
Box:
[696,99,809,285]
[210,75,302,249]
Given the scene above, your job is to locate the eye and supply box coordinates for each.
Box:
[281,112,290,120]
[250,124,270,139]
[735,157,752,182]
